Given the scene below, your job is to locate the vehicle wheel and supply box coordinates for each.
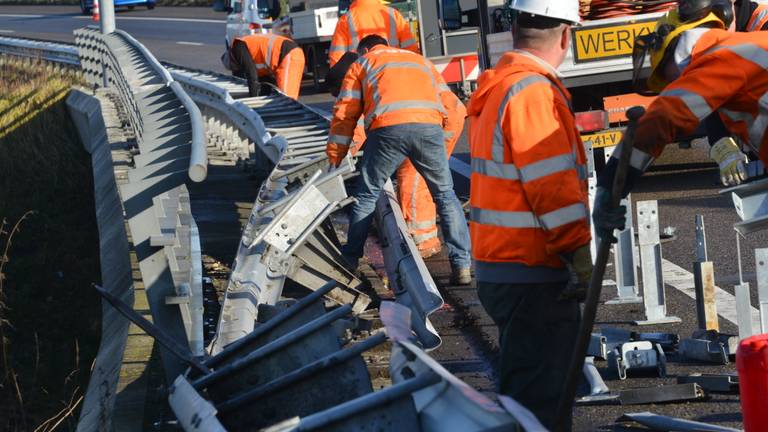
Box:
[80,0,92,15]
[147,3,155,9]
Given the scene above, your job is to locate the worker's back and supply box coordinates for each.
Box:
[233,34,294,75]
[329,0,418,66]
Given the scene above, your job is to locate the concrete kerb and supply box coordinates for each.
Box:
[67,88,134,432]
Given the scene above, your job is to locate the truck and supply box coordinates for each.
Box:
[223,0,676,152]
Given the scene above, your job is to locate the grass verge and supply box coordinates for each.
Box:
[0,57,101,431]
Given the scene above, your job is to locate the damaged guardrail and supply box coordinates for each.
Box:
[73,26,208,376]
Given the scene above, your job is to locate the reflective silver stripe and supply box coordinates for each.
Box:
[401,38,417,48]
[266,35,276,68]
[705,43,768,68]
[661,88,711,120]
[539,203,588,230]
[328,134,353,145]
[750,8,768,31]
[387,8,398,46]
[346,11,358,50]
[611,146,655,171]
[330,45,351,52]
[439,83,451,92]
[413,230,438,243]
[338,89,362,99]
[372,100,444,117]
[282,53,291,91]
[491,75,552,162]
[577,164,588,180]
[255,63,269,69]
[720,108,753,124]
[364,61,435,107]
[748,90,768,147]
[470,207,540,228]
[357,118,365,126]
[520,153,577,183]
[408,219,437,230]
[471,158,519,180]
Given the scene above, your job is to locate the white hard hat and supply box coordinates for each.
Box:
[507,0,581,26]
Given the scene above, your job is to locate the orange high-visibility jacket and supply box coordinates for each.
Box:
[467,51,591,283]
[328,0,419,67]
[746,2,768,31]
[327,45,446,161]
[233,34,305,98]
[632,29,768,168]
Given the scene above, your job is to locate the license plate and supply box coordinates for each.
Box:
[582,130,623,148]
[572,19,655,63]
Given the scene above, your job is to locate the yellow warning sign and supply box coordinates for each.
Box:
[572,20,655,63]
[582,129,624,148]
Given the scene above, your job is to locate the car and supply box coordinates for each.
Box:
[80,0,155,15]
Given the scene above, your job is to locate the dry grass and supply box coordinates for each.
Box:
[0,58,100,431]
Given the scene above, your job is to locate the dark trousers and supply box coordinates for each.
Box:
[477,281,581,430]
[232,42,276,97]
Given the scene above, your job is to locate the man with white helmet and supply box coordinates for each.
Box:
[467,0,589,427]
[594,4,768,240]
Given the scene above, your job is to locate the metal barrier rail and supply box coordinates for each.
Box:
[72,28,209,377]
[0,35,80,65]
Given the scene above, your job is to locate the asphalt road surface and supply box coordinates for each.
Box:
[4,5,762,430]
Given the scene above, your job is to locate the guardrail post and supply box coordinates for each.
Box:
[634,200,681,325]
[607,195,641,304]
[755,248,768,333]
[693,215,718,332]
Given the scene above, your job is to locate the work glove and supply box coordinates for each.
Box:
[592,186,626,243]
[710,137,748,186]
[559,244,593,302]
[326,142,349,168]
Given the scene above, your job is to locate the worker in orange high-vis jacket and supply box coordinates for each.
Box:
[396,90,466,258]
[467,1,590,428]
[326,35,472,285]
[735,0,768,31]
[326,50,467,259]
[594,11,768,239]
[227,34,305,99]
[328,0,419,67]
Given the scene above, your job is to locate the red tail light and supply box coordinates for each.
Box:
[249,22,261,30]
[575,110,609,133]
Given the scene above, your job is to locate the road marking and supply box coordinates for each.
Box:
[177,41,204,46]
[0,14,44,18]
[73,15,224,23]
[661,257,760,329]
[0,29,15,33]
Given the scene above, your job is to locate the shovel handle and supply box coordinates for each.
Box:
[552,106,645,431]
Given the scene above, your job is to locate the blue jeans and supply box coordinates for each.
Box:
[343,123,471,269]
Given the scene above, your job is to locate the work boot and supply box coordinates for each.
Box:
[416,237,442,259]
[451,267,472,285]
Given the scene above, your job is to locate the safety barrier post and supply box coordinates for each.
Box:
[607,195,641,304]
[634,200,681,325]
[754,248,768,333]
[693,215,718,331]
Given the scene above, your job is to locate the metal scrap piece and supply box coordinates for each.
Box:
[677,373,739,393]
[618,411,740,431]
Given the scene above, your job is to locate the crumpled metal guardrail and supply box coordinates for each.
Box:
[73,27,209,374]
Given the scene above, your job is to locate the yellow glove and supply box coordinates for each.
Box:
[710,137,748,186]
[326,142,349,167]
[559,244,593,302]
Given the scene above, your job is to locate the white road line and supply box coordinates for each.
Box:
[0,14,44,18]
[73,15,224,23]
[177,41,204,46]
[662,257,760,330]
